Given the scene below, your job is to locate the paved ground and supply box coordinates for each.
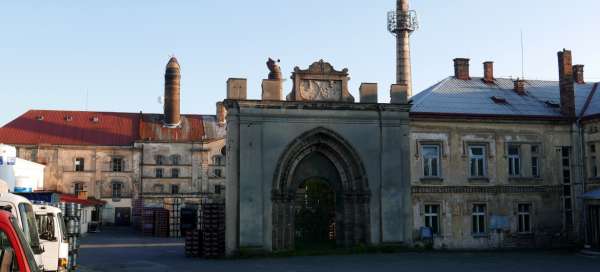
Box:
[78,228,599,272]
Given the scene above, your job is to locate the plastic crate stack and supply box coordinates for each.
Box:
[132,198,144,230]
[58,202,82,271]
[200,203,225,258]
[184,230,202,257]
[164,198,181,238]
[153,208,170,237]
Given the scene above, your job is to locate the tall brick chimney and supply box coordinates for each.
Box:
[164,57,181,128]
[558,49,576,117]
[573,64,585,84]
[483,61,494,83]
[454,58,470,80]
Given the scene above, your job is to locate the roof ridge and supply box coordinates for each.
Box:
[411,77,452,106]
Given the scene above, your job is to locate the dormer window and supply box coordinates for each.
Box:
[65,116,73,122]
[490,96,508,104]
[545,100,560,108]
[36,116,44,121]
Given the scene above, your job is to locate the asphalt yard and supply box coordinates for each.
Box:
[78,228,599,272]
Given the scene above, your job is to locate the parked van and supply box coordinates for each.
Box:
[0,210,40,272]
[34,205,68,272]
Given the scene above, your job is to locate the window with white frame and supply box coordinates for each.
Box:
[424,204,440,235]
[112,182,123,198]
[517,203,532,233]
[508,145,521,176]
[472,204,487,235]
[531,145,540,178]
[422,145,441,178]
[469,146,486,177]
[155,168,163,178]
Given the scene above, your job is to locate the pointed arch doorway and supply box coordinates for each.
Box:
[272,128,370,251]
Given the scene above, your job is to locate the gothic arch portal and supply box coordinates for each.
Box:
[272,127,370,251]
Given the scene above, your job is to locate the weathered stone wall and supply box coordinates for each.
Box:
[410,118,574,248]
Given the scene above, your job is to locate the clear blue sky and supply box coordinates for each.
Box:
[1,0,599,126]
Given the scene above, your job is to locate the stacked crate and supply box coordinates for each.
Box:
[141,208,155,236]
[153,208,170,237]
[164,198,181,238]
[132,198,144,230]
[200,203,225,258]
[184,230,202,258]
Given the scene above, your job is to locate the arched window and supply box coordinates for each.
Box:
[155,155,165,165]
[170,155,181,165]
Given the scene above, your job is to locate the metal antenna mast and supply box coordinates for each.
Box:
[388,0,418,97]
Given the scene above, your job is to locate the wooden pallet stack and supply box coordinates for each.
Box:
[153,208,170,237]
[164,198,182,238]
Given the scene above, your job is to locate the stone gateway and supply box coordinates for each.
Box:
[225,60,412,254]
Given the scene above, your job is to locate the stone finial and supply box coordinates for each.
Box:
[266,58,282,80]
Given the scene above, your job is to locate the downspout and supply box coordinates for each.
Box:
[377,105,384,244]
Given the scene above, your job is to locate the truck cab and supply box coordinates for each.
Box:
[33,205,68,272]
[0,210,40,272]
[0,193,44,270]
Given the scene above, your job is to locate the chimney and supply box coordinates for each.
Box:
[226,78,247,100]
[573,64,585,84]
[216,102,227,124]
[514,79,526,95]
[454,58,470,80]
[359,83,378,103]
[483,61,494,83]
[558,49,576,117]
[390,84,408,104]
[164,57,181,128]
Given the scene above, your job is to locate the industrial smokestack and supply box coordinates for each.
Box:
[388,0,417,99]
[164,57,181,128]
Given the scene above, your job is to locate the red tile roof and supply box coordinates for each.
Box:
[0,110,209,146]
[139,114,205,142]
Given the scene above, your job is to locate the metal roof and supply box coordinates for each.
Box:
[0,110,222,146]
[411,77,598,118]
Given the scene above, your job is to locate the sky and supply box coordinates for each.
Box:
[1,0,599,126]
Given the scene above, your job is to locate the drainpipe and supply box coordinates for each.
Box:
[577,118,588,247]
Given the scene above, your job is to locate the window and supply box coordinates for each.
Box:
[155,168,163,178]
[155,155,164,165]
[508,145,521,176]
[112,182,123,198]
[531,145,540,178]
[74,183,84,195]
[591,144,598,177]
[517,203,532,233]
[215,185,222,194]
[171,168,180,178]
[212,155,224,166]
[422,145,440,177]
[153,184,164,193]
[424,204,440,235]
[469,146,486,177]
[472,204,487,235]
[112,158,124,172]
[75,158,85,172]
[171,155,181,165]
[171,185,179,194]
[214,169,222,178]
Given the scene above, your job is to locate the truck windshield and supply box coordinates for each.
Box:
[18,203,43,254]
[10,216,40,271]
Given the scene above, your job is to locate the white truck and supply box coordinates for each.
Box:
[34,205,69,272]
[0,193,45,270]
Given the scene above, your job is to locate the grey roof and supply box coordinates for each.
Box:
[583,189,600,200]
[411,77,598,118]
